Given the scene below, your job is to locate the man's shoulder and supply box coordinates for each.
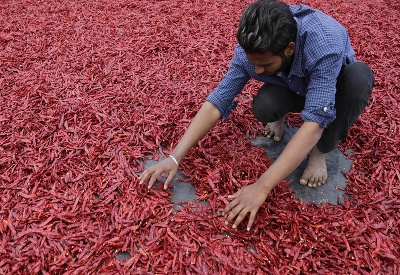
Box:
[234,45,246,58]
[289,4,317,17]
[291,4,348,52]
[290,4,345,32]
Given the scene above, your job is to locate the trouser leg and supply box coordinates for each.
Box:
[252,62,374,153]
[252,83,304,123]
[316,62,375,153]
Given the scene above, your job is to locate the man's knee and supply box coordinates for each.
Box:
[252,91,279,123]
[253,94,273,123]
[337,62,375,110]
[252,84,298,123]
[339,62,375,95]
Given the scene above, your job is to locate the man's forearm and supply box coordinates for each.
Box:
[257,121,324,192]
[171,101,221,162]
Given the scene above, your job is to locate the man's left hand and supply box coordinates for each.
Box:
[223,182,269,231]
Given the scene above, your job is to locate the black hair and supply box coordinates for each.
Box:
[236,0,297,56]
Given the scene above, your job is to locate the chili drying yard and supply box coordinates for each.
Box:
[0,0,399,274]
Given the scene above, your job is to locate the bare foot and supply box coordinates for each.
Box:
[264,116,285,141]
[300,146,328,188]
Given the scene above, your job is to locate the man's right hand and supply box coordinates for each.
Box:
[139,157,179,190]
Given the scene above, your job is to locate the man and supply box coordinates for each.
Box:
[139,0,374,230]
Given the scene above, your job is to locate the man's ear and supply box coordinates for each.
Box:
[285,42,295,57]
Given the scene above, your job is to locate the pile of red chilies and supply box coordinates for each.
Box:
[0,0,398,273]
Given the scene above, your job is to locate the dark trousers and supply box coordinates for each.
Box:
[252,62,375,153]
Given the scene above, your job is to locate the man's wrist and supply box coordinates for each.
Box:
[169,155,179,166]
[255,175,276,195]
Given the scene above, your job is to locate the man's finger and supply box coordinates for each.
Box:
[223,197,240,215]
[164,172,175,190]
[225,203,244,224]
[147,171,159,189]
[139,166,156,184]
[138,170,149,184]
[227,189,241,199]
[247,211,257,231]
[232,207,249,229]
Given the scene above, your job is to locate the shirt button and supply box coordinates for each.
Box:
[323,107,328,112]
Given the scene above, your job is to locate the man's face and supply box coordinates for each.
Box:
[245,43,295,76]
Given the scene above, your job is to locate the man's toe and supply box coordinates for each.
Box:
[299,178,308,185]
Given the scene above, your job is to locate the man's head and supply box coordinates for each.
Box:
[237,0,297,75]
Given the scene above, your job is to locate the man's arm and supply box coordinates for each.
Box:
[223,121,323,230]
[259,121,323,189]
[139,101,221,189]
[169,101,221,163]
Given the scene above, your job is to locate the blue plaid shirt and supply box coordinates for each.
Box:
[206,5,356,128]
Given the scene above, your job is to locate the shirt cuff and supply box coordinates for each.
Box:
[206,94,238,119]
[301,106,336,128]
